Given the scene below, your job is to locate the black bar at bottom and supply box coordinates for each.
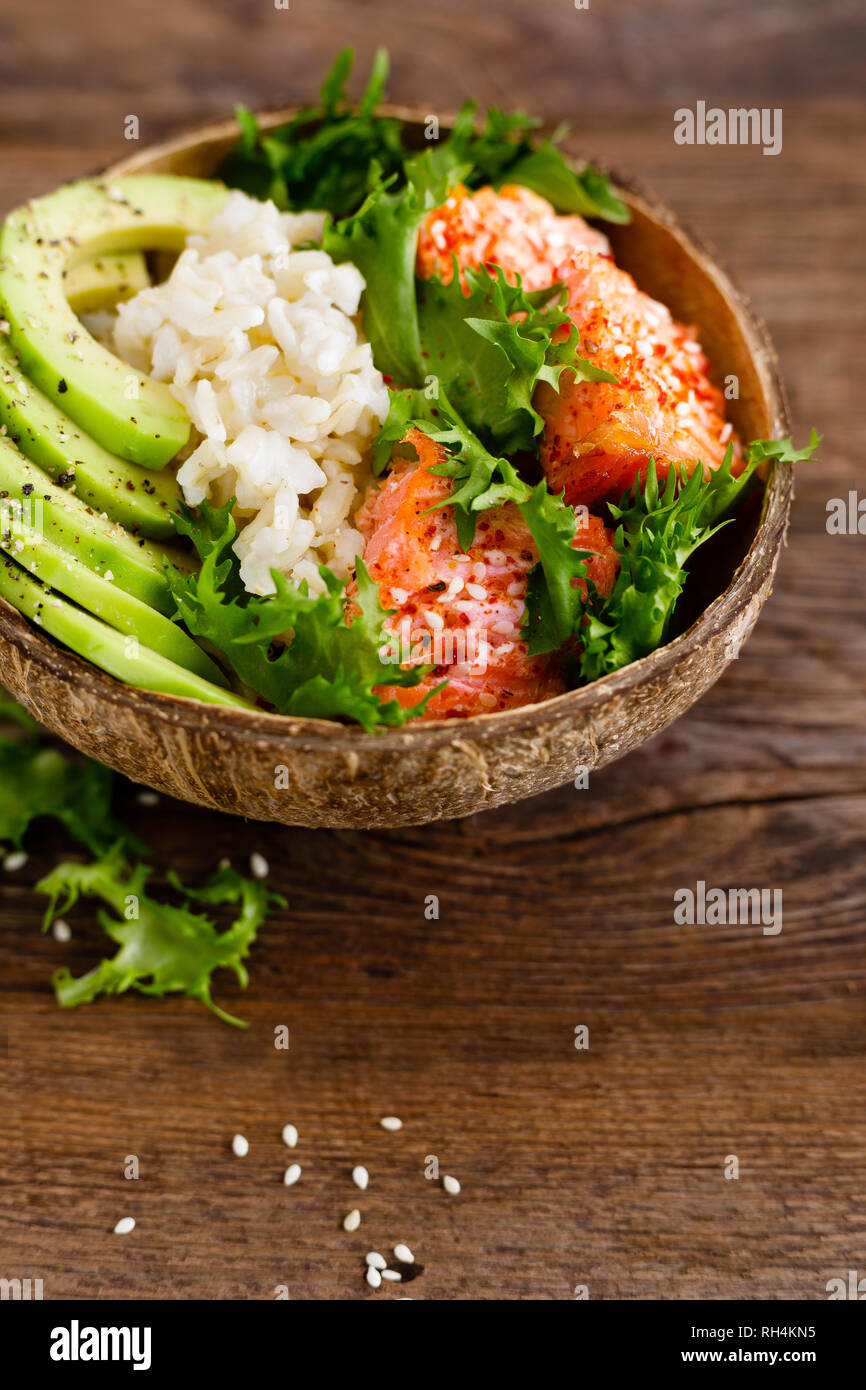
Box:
[1,1296,859,1375]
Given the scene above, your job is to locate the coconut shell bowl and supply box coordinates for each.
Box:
[0,108,790,828]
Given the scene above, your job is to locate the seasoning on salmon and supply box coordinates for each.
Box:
[536,249,741,507]
[417,183,610,292]
[354,429,618,720]
[417,185,740,510]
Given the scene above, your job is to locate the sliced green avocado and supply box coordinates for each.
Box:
[0,175,227,467]
[0,336,182,539]
[3,527,226,685]
[64,250,150,313]
[0,556,250,708]
[0,432,191,614]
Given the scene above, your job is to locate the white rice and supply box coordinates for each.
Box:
[114,191,389,596]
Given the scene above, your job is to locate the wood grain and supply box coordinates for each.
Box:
[1,0,865,1300]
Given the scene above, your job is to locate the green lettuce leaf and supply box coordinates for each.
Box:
[578,461,723,682]
[322,162,451,384]
[520,484,596,655]
[0,739,144,855]
[38,846,284,1027]
[167,500,436,731]
[696,428,822,529]
[438,101,630,223]
[373,386,597,631]
[218,50,629,224]
[322,143,472,384]
[416,265,615,455]
[217,49,406,215]
[371,258,615,547]
[579,431,822,681]
[372,385,532,549]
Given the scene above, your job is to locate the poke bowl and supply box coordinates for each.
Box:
[0,59,797,828]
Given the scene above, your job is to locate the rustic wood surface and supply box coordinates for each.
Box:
[1,0,864,1300]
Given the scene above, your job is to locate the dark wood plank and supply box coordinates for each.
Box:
[1,0,864,1301]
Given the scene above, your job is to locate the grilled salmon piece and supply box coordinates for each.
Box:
[417,183,610,292]
[537,249,740,507]
[355,429,618,720]
[418,185,739,509]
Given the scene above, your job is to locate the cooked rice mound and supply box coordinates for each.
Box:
[114,190,389,596]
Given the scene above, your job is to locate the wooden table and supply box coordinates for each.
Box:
[1,0,864,1300]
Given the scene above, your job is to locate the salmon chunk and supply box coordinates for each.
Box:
[355,430,618,720]
[537,250,740,506]
[417,183,611,292]
[418,184,740,509]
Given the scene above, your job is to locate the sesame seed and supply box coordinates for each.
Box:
[465,583,486,601]
[281,1124,298,1148]
[113,1217,135,1235]
[613,343,631,358]
[422,609,444,631]
[3,850,27,871]
[380,1116,402,1131]
[231,1134,249,1157]
[136,790,159,807]
[442,1174,461,1195]
[352,1165,369,1191]
[675,400,691,417]
[393,1243,414,1264]
[366,1265,382,1289]
[720,422,733,443]
[250,852,269,879]
[283,1163,302,1186]
[391,586,409,605]
[52,919,72,943]
[365,1252,387,1269]
[381,1269,402,1282]
[343,1208,361,1231]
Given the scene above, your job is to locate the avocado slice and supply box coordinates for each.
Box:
[0,175,227,467]
[0,555,251,709]
[64,250,150,313]
[0,336,182,538]
[0,432,191,614]
[3,527,227,685]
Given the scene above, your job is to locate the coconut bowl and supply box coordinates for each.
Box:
[0,106,790,828]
